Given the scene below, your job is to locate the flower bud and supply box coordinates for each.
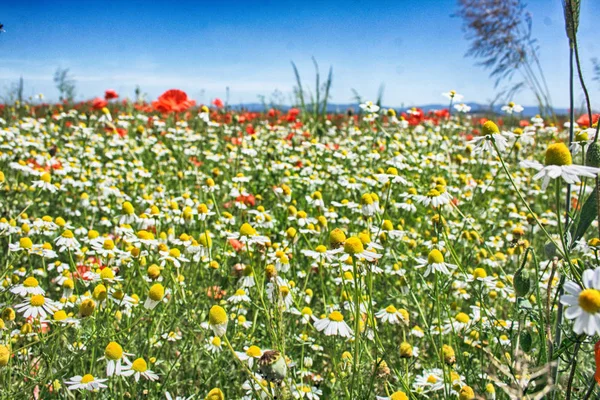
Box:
[513,268,531,297]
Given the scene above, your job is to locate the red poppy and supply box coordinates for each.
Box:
[434,109,449,119]
[189,157,203,167]
[105,126,127,138]
[104,89,119,100]
[152,89,196,113]
[577,113,600,128]
[287,108,300,119]
[229,239,244,252]
[236,194,256,207]
[212,98,224,108]
[206,286,226,300]
[91,97,108,110]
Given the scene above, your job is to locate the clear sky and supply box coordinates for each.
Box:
[1,0,599,108]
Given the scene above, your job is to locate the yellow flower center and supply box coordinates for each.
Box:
[23,277,38,287]
[578,288,600,313]
[455,312,470,324]
[344,237,364,255]
[122,202,134,215]
[199,231,212,247]
[390,391,409,400]
[482,120,499,136]
[209,305,227,325]
[472,268,487,279]
[131,358,148,372]
[30,295,45,307]
[382,220,394,231]
[147,265,161,279]
[239,223,256,237]
[80,374,95,384]
[459,385,475,400]
[103,239,115,250]
[20,237,33,249]
[427,249,444,264]
[41,172,52,183]
[93,284,107,301]
[545,143,572,166]
[427,374,438,384]
[426,189,441,198]
[399,342,413,357]
[168,248,181,258]
[385,305,397,313]
[315,245,327,253]
[100,268,115,280]
[62,230,74,239]
[329,228,347,247]
[206,388,225,400]
[235,289,246,296]
[79,299,96,317]
[53,310,68,321]
[246,345,262,357]
[148,284,165,301]
[104,342,123,360]
[328,311,344,322]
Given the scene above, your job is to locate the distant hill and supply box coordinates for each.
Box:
[228,102,573,117]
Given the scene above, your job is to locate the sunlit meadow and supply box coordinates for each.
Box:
[0,85,599,399]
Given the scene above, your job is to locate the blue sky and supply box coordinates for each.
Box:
[1,0,599,108]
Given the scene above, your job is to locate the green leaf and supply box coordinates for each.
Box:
[571,188,597,242]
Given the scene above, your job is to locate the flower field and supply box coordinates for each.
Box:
[1,89,600,399]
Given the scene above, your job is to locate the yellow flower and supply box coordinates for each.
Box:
[148,284,165,301]
[206,388,225,400]
[104,342,123,360]
[209,305,228,337]
[79,299,96,317]
[344,237,364,255]
[545,142,572,166]
[0,345,10,367]
[329,228,346,248]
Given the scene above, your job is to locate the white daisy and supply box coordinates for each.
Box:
[15,294,59,319]
[10,276,45,297]
[520,142,600,190]
[560,268,600,335]
[121,358,159,382]
[65,374,108,391]
[414,249,456,277]
[375,305,408,325]
[313,311,353,338]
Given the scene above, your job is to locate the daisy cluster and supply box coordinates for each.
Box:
[0,91,599,399]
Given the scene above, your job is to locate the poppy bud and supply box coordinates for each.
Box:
[520,330,532,352]
[586,142,600,168]
[513,268,531,297]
